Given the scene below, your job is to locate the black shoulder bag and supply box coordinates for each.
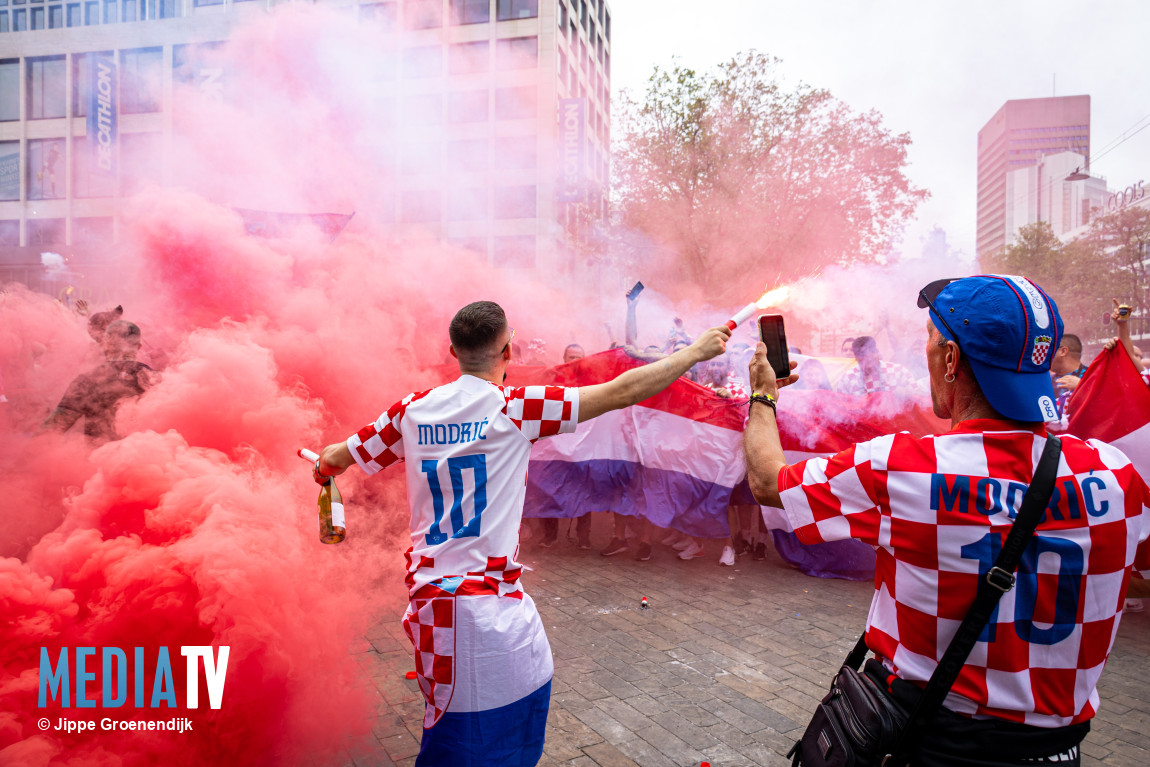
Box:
[788,436,1062,767]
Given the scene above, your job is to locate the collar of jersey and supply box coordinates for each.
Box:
[945,418,1048,436]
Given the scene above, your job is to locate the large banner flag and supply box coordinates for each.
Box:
[1065,345,1150,481]
[86,52,117,178]
[517,351,949,551]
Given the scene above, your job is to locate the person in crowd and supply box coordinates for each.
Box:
[311,301,730,765]
[834,335,921,396]
[42,320,155,442]
[562,344,585,364]
[792,358,832,391]
[1050,333,1089,416]
[744,276,1149,767]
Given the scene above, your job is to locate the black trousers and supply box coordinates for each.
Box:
[863,660,1089,767]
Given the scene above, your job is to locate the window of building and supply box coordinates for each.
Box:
[447,137,488,171]
[28,138,65,199]
[603,8,609,40]
[404,0,441,29]
[496,36,537,70]
[28,57,66,119]
[557,0,564,28]
[494,185,535,219]
[399,189,441,222]
[492,234,533,268]
[494,86,535,120]
[400,138,440,175]
[496,0,535,20]
[359,2,397,30]
[27,218,65,245]
[0,12,7,32]
[121,48,162,113]
[450,0,487,24]
[48,3,61,25]
[449,40,488,74]
[30,6,43,28]
[120,131,162,195]
[0,60,17,122]
[447,89,487,123]
[66,3,79,24]
[446,187,488,220]
[195,0,223,6]
[0,140,19,201]
[568,19,576,47]
[402,45,441,78]
[83,2,96,23]
[12,7,25,28]
[0,220,18,245]
[73,216,113,242]
[72,136,114,198]
[494,135,535,169]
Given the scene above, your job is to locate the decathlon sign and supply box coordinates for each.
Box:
[86,53,117,177]
[558,98,585,203]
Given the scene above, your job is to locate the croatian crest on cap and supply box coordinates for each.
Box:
[1032,335,1052,365]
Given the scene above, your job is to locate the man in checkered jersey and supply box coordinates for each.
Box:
[313,301,731,766]
[744,276,1150,766]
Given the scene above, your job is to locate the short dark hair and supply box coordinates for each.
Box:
[1061,333,1083,356]
[563,343,584,356]
[449,301,508,369]
[851,336,878,358]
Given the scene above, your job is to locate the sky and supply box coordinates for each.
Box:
[608,0,1150,264]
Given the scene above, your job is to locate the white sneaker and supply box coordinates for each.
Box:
[672,537,695,551]
[678,540,705,560]
[719,545,736,566]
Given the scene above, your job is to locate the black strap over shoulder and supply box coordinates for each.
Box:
[847,436,1063,767]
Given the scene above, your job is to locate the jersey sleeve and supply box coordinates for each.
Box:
[347,390,431,475]
[501,385,580,443]
[1135,471,1150,580]
[776,438,884,547]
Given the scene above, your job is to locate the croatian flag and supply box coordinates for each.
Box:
[1065,345,1150,480]
[523,349,749,538]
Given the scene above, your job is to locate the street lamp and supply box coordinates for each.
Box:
[1066,166,1091,181]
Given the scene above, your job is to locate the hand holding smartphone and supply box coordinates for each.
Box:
[758,314,791,380]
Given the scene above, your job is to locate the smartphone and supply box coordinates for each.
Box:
[758,314,791,380]
[626,281,645,301]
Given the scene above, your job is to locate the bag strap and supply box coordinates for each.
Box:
[882,435,1062,766]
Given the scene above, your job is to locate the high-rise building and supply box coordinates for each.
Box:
[0,0,610,291]
[976,96,1090,259]
[1004,150,1108,242]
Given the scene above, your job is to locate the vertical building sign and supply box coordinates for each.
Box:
[558,98,585,203]
[87,53,117,177]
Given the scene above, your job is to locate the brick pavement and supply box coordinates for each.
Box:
[351,515,1150,767]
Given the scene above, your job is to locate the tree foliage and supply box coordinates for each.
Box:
[982,212,1150,340]
[611,51,928,304]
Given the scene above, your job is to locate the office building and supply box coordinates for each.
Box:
[976,96,1090,259]
[0,0,611,292]
[1004,150,1108,242]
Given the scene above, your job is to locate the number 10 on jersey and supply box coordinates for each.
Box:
[421,455,489,545]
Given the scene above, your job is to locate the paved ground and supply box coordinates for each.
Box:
[351,515,1150,767]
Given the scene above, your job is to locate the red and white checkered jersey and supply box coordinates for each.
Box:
[835,360,922,396]
[347,375,579,597]
[778,419,1150,727]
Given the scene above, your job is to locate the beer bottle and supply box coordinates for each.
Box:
[299,448,346,544]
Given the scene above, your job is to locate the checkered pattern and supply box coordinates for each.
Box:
[834,360,922,396]
[500,385,578,443]
[349,375,578,600]
[778,421,1150,727]
[347,389,432,474]
[402,596,456,728]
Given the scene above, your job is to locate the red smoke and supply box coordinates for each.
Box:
[0,7,593,766]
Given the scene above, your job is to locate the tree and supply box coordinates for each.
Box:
[981,221,1125,340]
[1079,205,1150,311]
[611,51,928,305]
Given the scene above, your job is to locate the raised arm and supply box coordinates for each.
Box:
[743,342,799,507]
[577,325,730,422]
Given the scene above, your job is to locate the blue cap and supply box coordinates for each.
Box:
[926,275,1064,423]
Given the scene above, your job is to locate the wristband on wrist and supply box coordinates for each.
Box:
[749,393,777,412]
